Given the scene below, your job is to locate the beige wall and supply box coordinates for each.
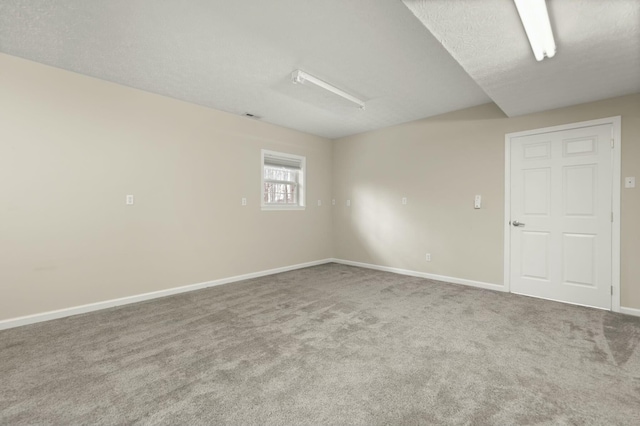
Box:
[333,94,640,309]
[0,54,333,320]
[2,52,638,323]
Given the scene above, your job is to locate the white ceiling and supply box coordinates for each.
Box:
[0,1,638,139]
[403,0,640,117]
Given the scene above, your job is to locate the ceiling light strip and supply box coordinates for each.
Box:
[514,0,556,61]
[292,70,365,110]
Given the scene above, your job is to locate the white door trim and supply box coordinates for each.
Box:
[504,116,621,312]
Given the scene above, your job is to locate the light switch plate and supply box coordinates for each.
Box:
[126,195,134,205]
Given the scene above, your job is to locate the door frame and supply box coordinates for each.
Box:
[503,116,622,312]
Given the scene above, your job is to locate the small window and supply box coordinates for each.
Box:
[261,150,306,210]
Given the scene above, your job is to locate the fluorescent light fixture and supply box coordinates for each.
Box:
[514,0,556,61]
[291,70,365,110]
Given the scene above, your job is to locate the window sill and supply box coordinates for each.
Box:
[261,205,306,211]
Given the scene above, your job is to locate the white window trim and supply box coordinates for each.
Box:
[261,149,306,211]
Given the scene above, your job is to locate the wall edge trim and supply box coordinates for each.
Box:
[0,258,334,331]
[619,306,640,318]
[330,258,505,292]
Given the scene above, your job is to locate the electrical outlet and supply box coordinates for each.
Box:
[126,195,134,205]
[332,199,336,205]
[241,197,247,206]
[426,253,431,262]
[317,200,322,206]
[346,199,351,207]
[402,197,407,205]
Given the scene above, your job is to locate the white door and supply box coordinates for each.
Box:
[509,124,613,309]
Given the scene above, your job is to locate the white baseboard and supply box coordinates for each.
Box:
[0,258,333,331]
[330,258,505,292]
[11,258,628,330]
[619,306,640,318]
[332,259,640,314]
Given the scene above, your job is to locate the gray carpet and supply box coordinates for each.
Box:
[1,263,639,425]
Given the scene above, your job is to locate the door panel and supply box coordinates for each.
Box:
[510,124,612,309]
[564,165,596,216]
[521,231,550,281]
[562,233,596,286]
[523,168,550,215]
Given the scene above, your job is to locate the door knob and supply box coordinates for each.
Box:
[513,220,526,227]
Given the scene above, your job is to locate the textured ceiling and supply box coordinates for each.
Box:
[2,1,637,138]
[403,0,640,117]
[0,0,491,139]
